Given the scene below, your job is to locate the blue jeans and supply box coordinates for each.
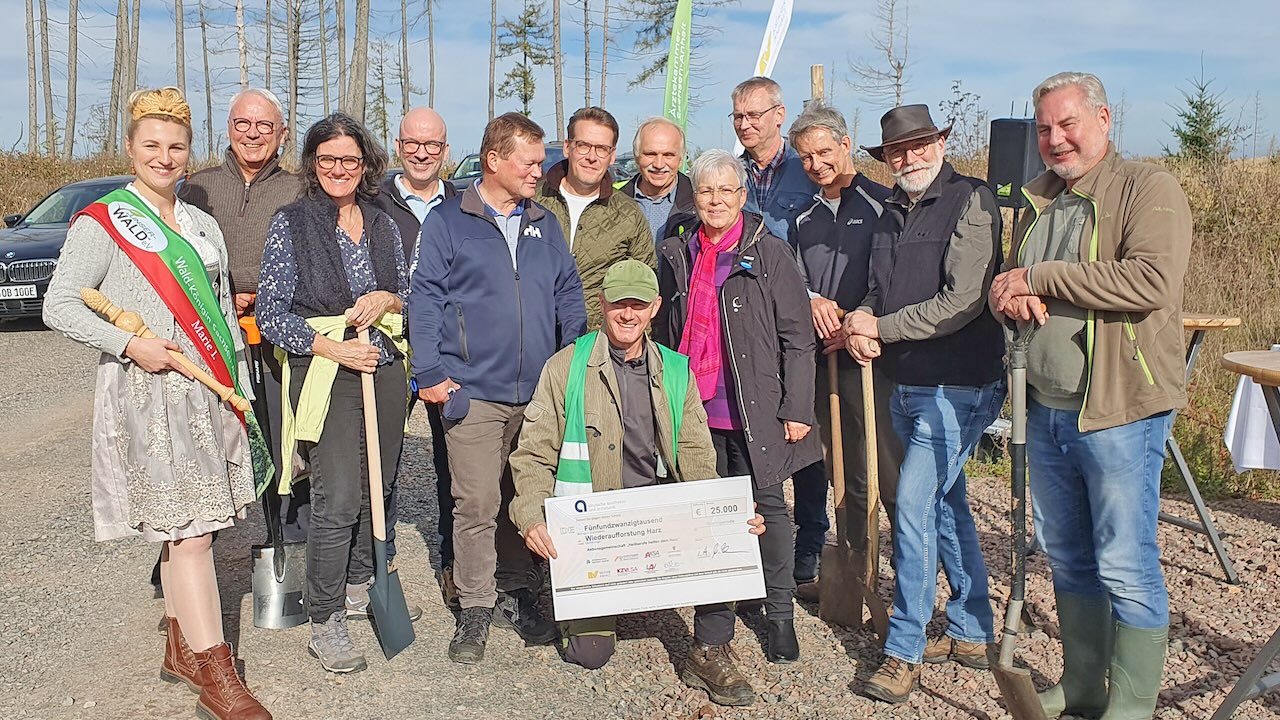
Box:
[883,381,1005,664]
[1027,401,1172,629]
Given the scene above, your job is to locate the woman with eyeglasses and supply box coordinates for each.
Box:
[653,149,821,703]
[257,113,416,674]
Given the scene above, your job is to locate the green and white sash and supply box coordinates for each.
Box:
[553,331,690,497]
[78,188,275,497]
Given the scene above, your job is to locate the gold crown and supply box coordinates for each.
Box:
[128,87,192,126]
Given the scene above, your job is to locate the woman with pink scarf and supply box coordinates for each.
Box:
[654,149,822,703]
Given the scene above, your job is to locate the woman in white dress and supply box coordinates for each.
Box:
[43,87,271,720]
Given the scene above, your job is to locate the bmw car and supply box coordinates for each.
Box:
[0,175,132,318]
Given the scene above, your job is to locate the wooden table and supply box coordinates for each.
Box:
[1210,350,1280,719]
[1160,314,1243,583]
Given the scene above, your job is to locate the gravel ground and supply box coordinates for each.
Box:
[2,317,1279,719]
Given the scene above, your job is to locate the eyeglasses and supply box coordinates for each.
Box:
[232,118,277,135]
[316,154,364,171]
[728,104,781,125]
[568,139,615,158]
[695,186,744,201]
[883,137,938,162]
[398,138,445,155]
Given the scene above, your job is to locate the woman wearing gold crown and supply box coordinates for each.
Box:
[43,87,272,720]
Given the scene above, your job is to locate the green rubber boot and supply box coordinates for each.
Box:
[1039,592,1113,719]
[1099,622,1168,720]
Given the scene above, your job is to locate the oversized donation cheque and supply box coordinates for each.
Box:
[545,475,765,621]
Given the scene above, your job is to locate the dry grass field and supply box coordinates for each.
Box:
[3,150,1277,497]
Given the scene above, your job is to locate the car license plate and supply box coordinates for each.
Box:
[0,285,37,300]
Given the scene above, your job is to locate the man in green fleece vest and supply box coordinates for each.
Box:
[509,260,766,707]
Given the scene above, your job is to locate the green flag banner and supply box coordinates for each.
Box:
[663,0,693,130]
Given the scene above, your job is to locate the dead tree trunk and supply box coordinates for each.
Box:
[199,0,213,158]
[319,0,330,114]
[286,0,300,158]
[345,0,369,119]
[582,0,591,106]
[598,0,608,106]
[399,0,409,113]
[236,0,247,89]
[25,0,37,154]
[265,0,273,90]
[175,0,186,95]
[426,0,435,106]
[38,0,53,154]
[107,0,127,153]
[552,0,563,138]
[487,0,495,120]
[127,0,140,139]
[336,0,346,106]
[62,0,78,159]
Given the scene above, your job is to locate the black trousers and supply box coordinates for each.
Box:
[406,398,455,566]
[692,429,795,645]
[262,341,311,543]
[292,362,406,623]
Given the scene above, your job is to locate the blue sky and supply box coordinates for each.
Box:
[3,0,1276,161]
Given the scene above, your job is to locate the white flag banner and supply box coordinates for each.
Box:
[733,0,794,156]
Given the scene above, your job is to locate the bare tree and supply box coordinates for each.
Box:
[400,0,410,113]
[336,0,346,104]
[175,0,186,95]
[25,0,37,154]
[1112,89,1129,154]
[622,0,734,93]
[497,0,553,116]
[62,0,78,159]
[128,0,140,102]
[319,0,330,114]
[237,0,248,89]
[598,0,609,106]
[265,0,273,89]
[346,0,369,119]
[582,0,591,106]
[552,0,563,137]
[198,0,213,158]
[848,0,910,106]
[38,0,53,154]
[107,0,128,153]
[286,0,302,157]
[488,0,496,120]
[368,38,394,148]
[426,0,435,106]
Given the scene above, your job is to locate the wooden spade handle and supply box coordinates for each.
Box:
[80,288,250,414]
[358,329,389,543]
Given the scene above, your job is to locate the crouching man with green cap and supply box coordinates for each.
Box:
[509,259,766,705]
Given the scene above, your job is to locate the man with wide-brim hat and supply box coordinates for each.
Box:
[843,103,1007,704]
[859,103,953,162]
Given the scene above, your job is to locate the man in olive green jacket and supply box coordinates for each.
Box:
[990,72,1192,720]
[509,261,765,708]
[535,107,656,329]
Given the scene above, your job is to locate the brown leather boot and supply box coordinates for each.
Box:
[191,643,272,720]
[864,656,921,704]
[922,635,990,669]
[680,643,756,707]
[159,617,200,694]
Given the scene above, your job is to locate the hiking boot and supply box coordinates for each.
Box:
[160,617,201,694]
[308,611,367,674]
[449,607,492,664]
[765,619,800,663]
[681,643,756,707]
[864,657,921,704]
[440,564,461,611]
[493,588,558,645]
[344,579,423,622]
[191,642,272,720]
[923,635,990,669]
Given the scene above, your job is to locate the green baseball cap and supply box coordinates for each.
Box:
[601,259,659,303]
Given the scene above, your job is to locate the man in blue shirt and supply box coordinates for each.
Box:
[731,76,819,242]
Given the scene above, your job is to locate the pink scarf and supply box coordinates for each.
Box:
[679,214,744,401]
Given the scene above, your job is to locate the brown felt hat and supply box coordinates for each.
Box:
[860,104,952,162]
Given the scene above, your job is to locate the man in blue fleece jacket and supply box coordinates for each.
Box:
[409,112,587,664]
